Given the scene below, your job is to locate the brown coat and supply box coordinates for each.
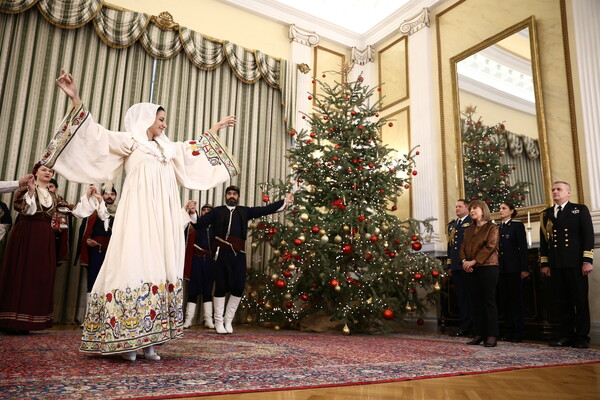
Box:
[459,221,499,267]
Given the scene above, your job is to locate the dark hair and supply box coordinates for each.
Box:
[32,162,54,178]
[157,106,165,113]
[201,203,213,211]
[501,201,518,218]
[457,199,470,206]
[49,179,58,188]
[102,188,118,196]
[225,185,240,195]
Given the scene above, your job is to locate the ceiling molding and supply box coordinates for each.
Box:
[458,74,536,115]
[219,0,443,48]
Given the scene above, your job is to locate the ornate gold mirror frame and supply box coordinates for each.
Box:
[449,16,551,219]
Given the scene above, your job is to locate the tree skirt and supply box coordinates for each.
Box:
[1,330,599,400]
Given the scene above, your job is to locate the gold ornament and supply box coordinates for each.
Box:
[291,250,298,256]
[300,213,309,222]
[309,252,317,258]
[381,223,389,232]
[284,293,293,300]
[334,235,342,244]
[405,304,412,311]
[321,235,329,243]
[286,221,294,229]
[273,250,281,256]
[366,297,373,304]
[299,235,306,242]
[271,273,279,280]
[265,300,272,309]
[365,233,372,240]
[274,325,280,331]
[246,315,254,323]
[374,227,381,235]
[288,263,296,271]
[434,282,441,291]
[319,229,326,235]
[342,324,350,335]
[249,222,257,230]
[251,242,258,249]
[343,225,350,232]
[280,240,287,247]
[251,290,258,298]
[334,285,341,292]
[292,163,299,170]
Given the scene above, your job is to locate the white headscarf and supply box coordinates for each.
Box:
[124,103,175,162]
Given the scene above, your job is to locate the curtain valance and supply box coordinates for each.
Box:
[1,0,282,89]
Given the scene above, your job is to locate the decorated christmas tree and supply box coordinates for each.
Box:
[461,106,531,210]
[242,71,444,334]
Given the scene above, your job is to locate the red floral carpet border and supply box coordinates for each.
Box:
[1,330,599,400]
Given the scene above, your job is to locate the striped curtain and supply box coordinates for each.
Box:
[0,8,153,324]
[0,4,294,323]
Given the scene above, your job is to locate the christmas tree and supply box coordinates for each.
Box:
[461,106,531,210]
[242,71,444,334]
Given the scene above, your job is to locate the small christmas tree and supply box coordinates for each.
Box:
[243,71,444,334]
[461,106,531,210]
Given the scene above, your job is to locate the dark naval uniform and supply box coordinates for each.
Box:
[195,200,285,297]
[498,219,528,341]
[540,201,594,345]
[447,215,473,334]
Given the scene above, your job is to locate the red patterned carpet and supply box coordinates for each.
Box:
[1,329,599,400]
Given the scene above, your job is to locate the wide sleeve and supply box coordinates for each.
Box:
[171,130,239,191]
[40,104,136,184]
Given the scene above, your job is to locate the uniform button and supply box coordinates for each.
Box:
[554,245,558,247]
[565,244,569,247]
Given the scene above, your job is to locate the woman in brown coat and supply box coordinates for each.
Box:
[460,200,500,347]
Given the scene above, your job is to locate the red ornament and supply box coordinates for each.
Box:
[285,301,294,309]
[417,318,425,326]
[322,74,326,78]
[415,151,420,155]
[341,244,353,254]
[262,195,270,203]
[432,270,440,278]
[411,235,418,241]
[358,215,366,222]
[339,204,346,210]
[357,76,364,82]
[311,79,316,84]
[404,184,410,189]
[382,309,394,320]
[368,163,374,168]
[388,122,393,127]
[351,111,357,116]
[412,242,422,251]
[364,252,372,260]
[310,132,316,138]
[358,125,364,130]
[414,273,422,280]
[391,204,398,211]
[283,270,291,277]
[370,235,378,243]
[308,95,313,100]
[311,226,320,234]
[329,279,339,288]
[294,238,303,246]
[300,294,309,301]
[412,170,418,176]
[275,279,286,289]
[389,252,396,258]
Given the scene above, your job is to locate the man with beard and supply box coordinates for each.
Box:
[77,187,118,305]
[193,185,293,334]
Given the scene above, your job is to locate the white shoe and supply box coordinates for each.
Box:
[121,350,137,361]
[223,296,242,334]
[183,302,196,329]
[203,301,215,329]
[143,346,161,361]
[213,297,227,334]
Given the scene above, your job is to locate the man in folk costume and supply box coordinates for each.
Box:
[77,187,118,304]
[193,186,293,334]
[183,203,216,329]
[540,181,594,348]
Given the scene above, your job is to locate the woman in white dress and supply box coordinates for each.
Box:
[42,70,239,360]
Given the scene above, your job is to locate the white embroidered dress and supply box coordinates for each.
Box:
[41,103,238,354]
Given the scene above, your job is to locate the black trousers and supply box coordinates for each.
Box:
[187,256,214,302]
[213,248,246,298]
[468,265,499,337]
[551,268,590,341]
[451,269,473,332]
[497,272,524,339]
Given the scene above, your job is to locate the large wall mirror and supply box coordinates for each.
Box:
[450,16,551,217]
